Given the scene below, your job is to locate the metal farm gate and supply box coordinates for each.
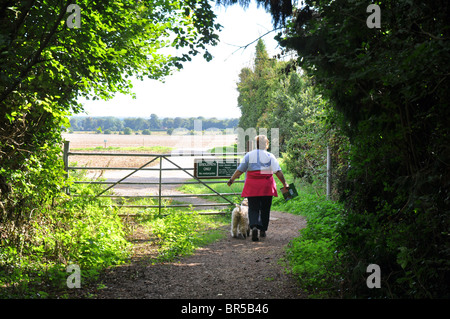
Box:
[63,141,244,214]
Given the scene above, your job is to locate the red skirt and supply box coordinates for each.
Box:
[241,170,278,197]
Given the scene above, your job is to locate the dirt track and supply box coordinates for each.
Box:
[89,211,307,299]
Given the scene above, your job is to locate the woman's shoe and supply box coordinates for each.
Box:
[260,230,266,237]
[252,227,259,241]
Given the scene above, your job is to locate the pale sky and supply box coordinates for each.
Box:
[78,2,281,119]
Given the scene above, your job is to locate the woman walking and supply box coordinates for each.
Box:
[227,135,289,241]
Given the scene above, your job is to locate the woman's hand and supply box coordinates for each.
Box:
[228,170,243,187]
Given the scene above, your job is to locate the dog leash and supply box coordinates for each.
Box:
[228,183,243,206]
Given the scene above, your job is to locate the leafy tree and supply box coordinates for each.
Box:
[69,117,80,131]
[124,117,149,131]
[123,127,133,135]
[149,113,161,130]
[67,115,239,131]
[173,117,185,128]
[237,39,279,130]
[0,0,220,248]
[284,0,449,298]
[225,0,450,297]
[162,117,175,129]
[236,42,346,193]
[271,72,332,181]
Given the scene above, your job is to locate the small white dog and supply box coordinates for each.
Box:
[231,198,250,239]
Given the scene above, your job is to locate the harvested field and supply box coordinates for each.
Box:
[63,132,237,149]
[63,132,237,169]
[67,151,163,170]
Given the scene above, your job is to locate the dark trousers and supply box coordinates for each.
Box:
[247,196,273,231]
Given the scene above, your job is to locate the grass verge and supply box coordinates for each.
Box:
[130,208,229,263]
[0,166,229,299]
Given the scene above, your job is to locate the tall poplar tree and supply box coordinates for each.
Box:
[237,39,278,130]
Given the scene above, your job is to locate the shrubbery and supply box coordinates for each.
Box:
[0,169,130,298]
[234,2,450,296]
[273,183,344,298]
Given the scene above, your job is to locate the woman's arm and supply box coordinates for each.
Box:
[275,170,289,191]
[227,170,244,186]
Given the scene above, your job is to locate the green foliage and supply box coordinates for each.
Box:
[143,210,228,262]
[123,127,133,135]
[272,0,450,298]
[272,73,348,189]
[0,3,222,298]
[224,0,450,298]
[151,211,201,261]
[69,116,239,132]
[208,144,238,155]
[0,170,130,298]
[0,142,70,245]
[0,0,221,252]
[273,181,345,298]
[237,39,281,131]
[235,39,349,197]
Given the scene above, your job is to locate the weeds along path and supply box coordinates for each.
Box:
[86,211,307,299]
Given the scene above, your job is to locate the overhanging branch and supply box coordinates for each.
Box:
[224,27,283,60]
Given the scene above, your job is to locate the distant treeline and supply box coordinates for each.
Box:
[68,114,239,133]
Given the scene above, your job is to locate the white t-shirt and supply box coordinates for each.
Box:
[237,149,281,174]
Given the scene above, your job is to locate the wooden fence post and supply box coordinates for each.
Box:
[63,141,70,195]
[159,155,162,216]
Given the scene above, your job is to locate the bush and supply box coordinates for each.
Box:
[275,189,345,298]
[123,127,133,135]
[144,209,228,262]
[151,211,200,261]
[0,169,131,298]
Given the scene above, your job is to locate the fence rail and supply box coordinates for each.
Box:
[63,141,244,214]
